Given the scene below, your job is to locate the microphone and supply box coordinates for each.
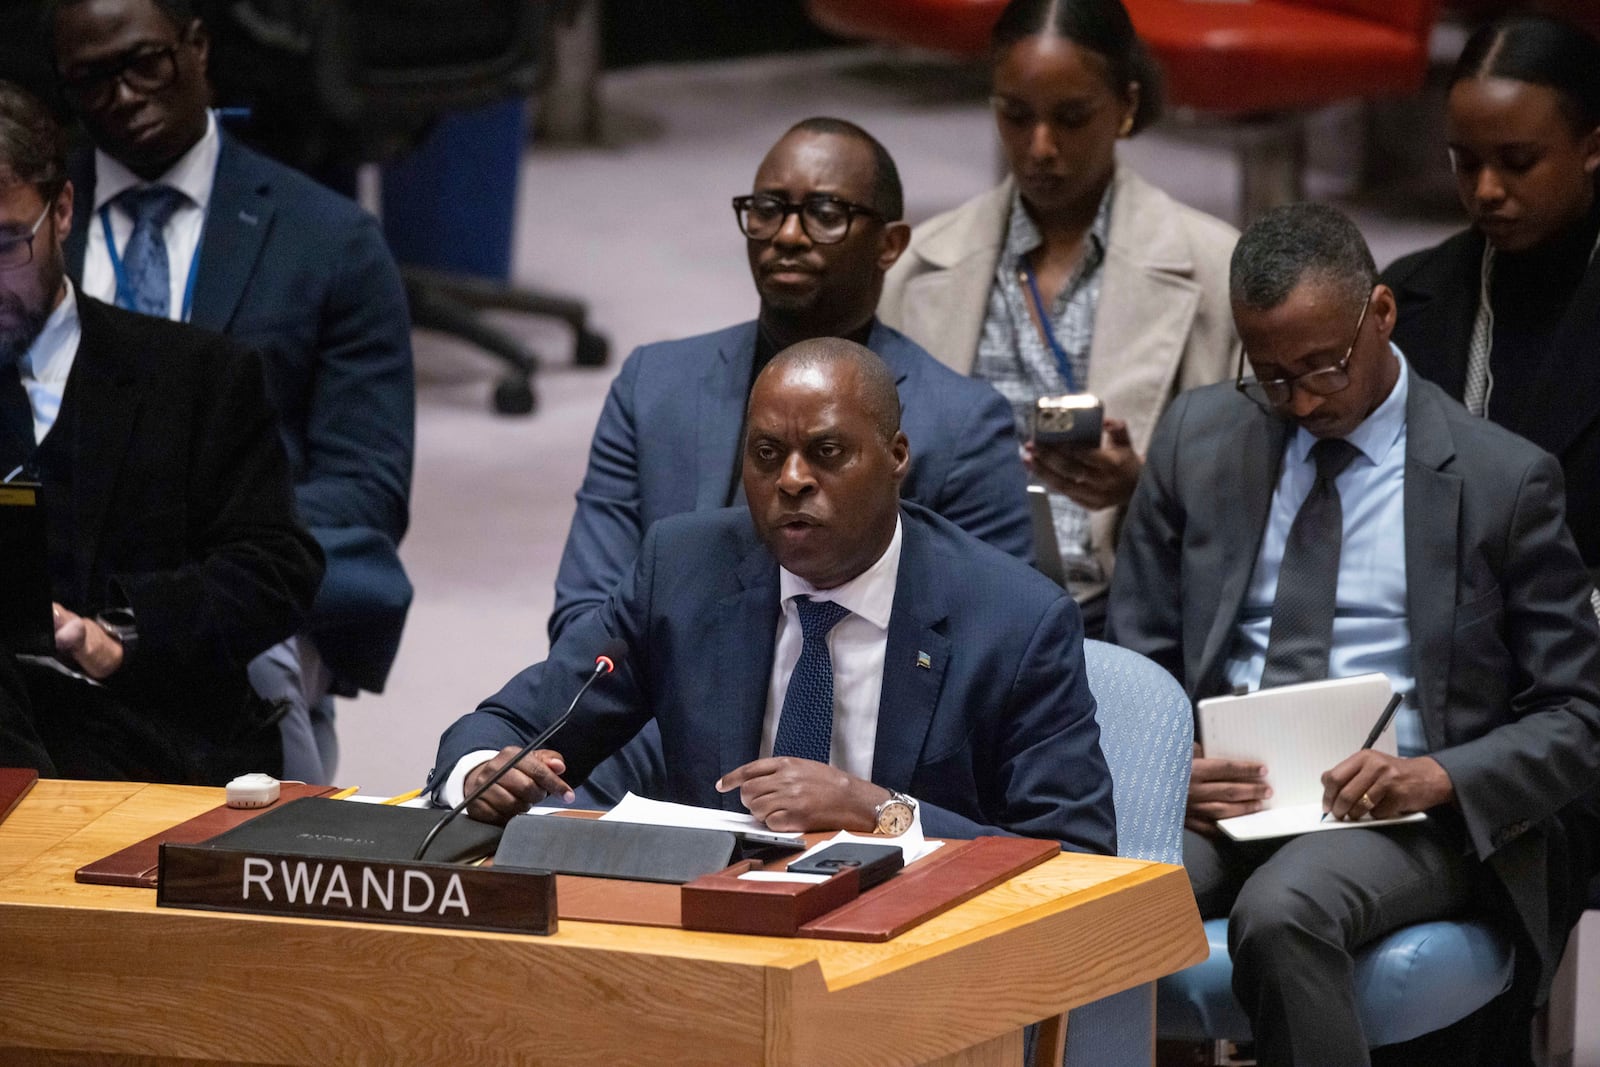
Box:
[413,639,628,861]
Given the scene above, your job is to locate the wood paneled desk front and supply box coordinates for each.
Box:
[0,780,1206,1066]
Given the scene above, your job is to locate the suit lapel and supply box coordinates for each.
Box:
[712,542,782,810]
[190,136,274,333]
[61,301,141,595]
[694,323,758,511]
[871,516,950,789]
[1523,254,1600,457]
[1391,234,1480,400]
[897,181,1011,375]
[1402,376,1461,745]
[1197,410,1288,696]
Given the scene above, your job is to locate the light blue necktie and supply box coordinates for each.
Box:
[772,596,852,764]
[113,185,187,319]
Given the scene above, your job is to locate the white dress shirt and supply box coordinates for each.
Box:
[80,110,220,321]
[8,280,81,467]
[438,518,906,808]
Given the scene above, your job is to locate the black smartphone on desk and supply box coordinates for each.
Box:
[786,842,903,889]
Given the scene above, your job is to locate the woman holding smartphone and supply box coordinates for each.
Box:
[1383,14,1600,603]
[879,0,1238,634]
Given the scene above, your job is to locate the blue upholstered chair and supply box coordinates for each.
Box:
[1056,640,1195,1066]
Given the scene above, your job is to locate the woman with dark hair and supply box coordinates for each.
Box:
[1383,14,1600,601]
[879,0,1238,634]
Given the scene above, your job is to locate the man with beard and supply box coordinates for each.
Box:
[0,81,321,783]
[429,338,1114,853]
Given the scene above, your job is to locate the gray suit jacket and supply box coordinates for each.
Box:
[1107,372,1600,995]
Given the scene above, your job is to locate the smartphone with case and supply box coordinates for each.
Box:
[786,842,903,889]
[1032,393,1104,448]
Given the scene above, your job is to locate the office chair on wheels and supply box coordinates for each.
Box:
[202,0,610,416]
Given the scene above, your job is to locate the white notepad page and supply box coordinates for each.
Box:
[1196,674,1425,840]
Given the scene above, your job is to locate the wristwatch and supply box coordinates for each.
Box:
[94,606,139,656]
[874,790,917,836]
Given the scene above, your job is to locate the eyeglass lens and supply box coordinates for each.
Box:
[65,48,177,109]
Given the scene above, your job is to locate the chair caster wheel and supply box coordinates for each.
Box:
[575,329,610,367]
[493,376,536,415]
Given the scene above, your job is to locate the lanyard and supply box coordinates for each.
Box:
[1019,261,1080,394]
[100,204,202,322]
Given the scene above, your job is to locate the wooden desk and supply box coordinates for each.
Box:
[0,781,1206,1066]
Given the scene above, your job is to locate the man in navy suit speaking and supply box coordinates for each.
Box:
[430,339,1114,851]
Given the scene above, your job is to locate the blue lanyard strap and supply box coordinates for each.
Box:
[1019,261,1079,394]
[99,202,202,322]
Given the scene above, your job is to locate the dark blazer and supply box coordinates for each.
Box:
[1107,373,1600,996]
[43,296,324,781]
[1383,229,1600,573]
[547,319,1033,643]
[64,132,414,693]
[436,503,1116,853]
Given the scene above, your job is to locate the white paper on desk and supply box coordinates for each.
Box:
[599,792,807,847]
[1219,803,1426,841]
[1199,674,1426,839]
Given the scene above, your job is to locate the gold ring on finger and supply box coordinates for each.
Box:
[1359,792,1374,810]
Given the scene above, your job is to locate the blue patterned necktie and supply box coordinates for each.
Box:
[113,185,187,318]
[772,596,853,764]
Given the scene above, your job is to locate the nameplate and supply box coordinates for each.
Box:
[157,844,556,936]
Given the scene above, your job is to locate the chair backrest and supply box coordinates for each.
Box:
[1292,0,1440,37]
[1082,639,1192,866]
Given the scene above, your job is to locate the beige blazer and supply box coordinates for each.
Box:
[879,165,1240,596]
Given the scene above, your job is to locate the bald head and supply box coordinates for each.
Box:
[742,338,910,589]
[752,337,902,443]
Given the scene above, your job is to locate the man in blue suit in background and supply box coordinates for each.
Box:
[431,339,1113,851]
[50,0,415,783]
[547,117,1033,804]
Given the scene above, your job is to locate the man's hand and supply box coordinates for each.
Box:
[462,747,574,825]
[1025,418,1143,511]
[1321,751,1454,821]
[1187,743,1271,836]
[716,757,889,833]
[52,603,124,680]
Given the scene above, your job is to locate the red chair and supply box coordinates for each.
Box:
[806,0,1440,219]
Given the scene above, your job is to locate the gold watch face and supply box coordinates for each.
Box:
[877,800,914,836]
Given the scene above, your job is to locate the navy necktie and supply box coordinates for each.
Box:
[113,185,187,319]
[772,596,852,764]
[1260,437,1362,688]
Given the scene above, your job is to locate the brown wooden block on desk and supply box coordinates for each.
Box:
[681,859,864,937]
[0,768,37,827]
[74,782,339,887]
[799,836,1061,942]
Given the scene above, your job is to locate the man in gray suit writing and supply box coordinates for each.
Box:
[1108,203,1600,1065]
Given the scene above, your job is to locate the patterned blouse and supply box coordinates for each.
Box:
[972,183,1115,595]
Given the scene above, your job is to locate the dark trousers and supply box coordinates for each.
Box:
[1185,823,1487,1067]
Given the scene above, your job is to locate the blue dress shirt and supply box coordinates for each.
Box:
[1226,347,1425,756]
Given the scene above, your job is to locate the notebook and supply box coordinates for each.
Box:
[1197,674,1426,841]
[203,798,503,864]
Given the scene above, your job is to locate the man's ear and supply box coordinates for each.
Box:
[53,180,74,242]
[187,18,211,76]
[889,429,910,482]
[877,221,911,272]
[1370,283,1398,343]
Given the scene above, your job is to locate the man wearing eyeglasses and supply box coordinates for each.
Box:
[48,0,415,786]
[535,118,1031,805]
[1107,203,1600,1065]
[0,80,321,783]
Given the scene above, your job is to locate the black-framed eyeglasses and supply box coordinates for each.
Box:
[732,193,882,245]
[60,44,180,111]
[0,202,55,272]
[1235,294,1372,413]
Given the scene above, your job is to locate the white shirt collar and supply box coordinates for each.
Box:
[20,278,80,387]
[93,109,220,214]
[777,514,902,632]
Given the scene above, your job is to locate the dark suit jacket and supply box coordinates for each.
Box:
[1384,229,1600,573]
[436,503,1116,853]
[38,296,324,782]
[1107,373,1600,996]
[64,132,414,693]
[547,318,1033,643]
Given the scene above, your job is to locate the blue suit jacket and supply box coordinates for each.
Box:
[435,503,1116,852]
[547,319,1032,643]
[65,132,415,693]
